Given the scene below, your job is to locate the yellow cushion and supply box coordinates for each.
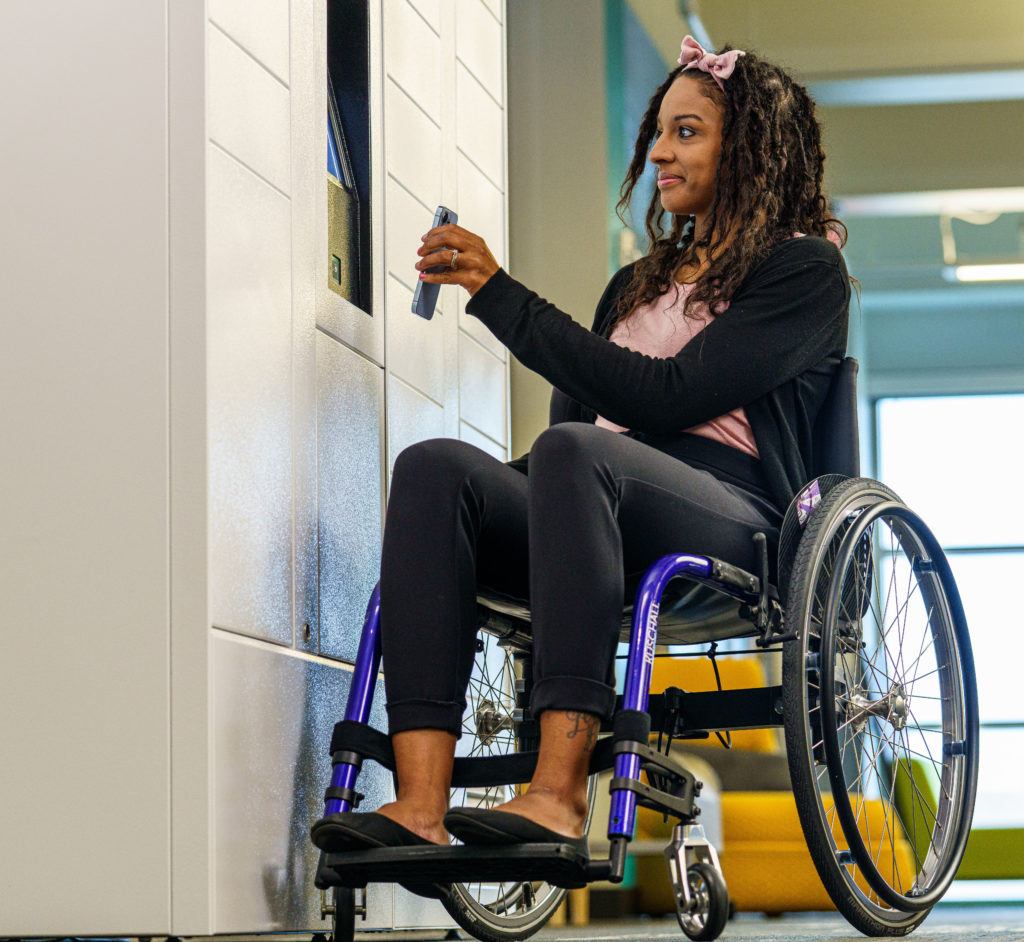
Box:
[633,790,916,914]
[649,655,777,754]
[634,658,917,912]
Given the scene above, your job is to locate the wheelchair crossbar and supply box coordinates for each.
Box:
[328,719,619,792]
[649,685,785,736]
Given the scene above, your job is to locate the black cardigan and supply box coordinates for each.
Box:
[464,236,851,514]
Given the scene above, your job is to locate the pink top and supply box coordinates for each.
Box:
[594,232,835,457]
[594,280,758,455]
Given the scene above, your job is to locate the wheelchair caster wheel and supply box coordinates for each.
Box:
[676,862,729,941]
[331,886,355,942]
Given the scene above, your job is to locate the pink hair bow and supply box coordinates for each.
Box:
[677,35,745,91]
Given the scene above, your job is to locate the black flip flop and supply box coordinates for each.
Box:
[444,807,590,858]
[311,811,452,901]
[311,810,436,852]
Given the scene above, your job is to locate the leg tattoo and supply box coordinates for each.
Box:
[565,711,599,753]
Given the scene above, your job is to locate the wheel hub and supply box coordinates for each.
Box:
[679,871,710,930]
[475,698,513,746]
[846,683,910,733]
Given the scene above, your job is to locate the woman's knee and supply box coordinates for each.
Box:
[531,422,610,469]
[392,436,487,487]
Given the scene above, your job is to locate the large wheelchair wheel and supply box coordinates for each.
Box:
[782,477,979,936]
[442,630,599,942]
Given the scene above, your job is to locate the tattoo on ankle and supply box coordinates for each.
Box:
[565,711,599,752]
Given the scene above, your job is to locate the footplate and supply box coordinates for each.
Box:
[321,842,597,890]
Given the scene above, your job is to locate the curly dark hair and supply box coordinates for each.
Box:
[608,44,856,336]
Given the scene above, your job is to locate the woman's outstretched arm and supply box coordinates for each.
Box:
[466,237,849,436]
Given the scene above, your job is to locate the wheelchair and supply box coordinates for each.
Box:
[310,357,979,942]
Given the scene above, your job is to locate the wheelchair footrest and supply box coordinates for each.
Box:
[321,842,596,889]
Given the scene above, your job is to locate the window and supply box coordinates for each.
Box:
[876,394,1024,828]
[326,0,371,312]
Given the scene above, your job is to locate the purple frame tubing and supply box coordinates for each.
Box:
[607,553,714,840]
[324,582,383,816]
[326,556,716,828]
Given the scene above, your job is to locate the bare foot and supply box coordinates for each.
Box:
[490,786,588,839]
[374,800,449,845]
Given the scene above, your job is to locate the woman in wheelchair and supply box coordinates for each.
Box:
[313,35,978,942]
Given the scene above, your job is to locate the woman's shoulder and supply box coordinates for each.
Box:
[764,233,844,268]
[737,234,848,297]
[615,234,842,282]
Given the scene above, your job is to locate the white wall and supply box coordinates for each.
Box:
[0,0,509,934]
[505,0,608,456]
[203,0,512,929]
[0,0,172,933]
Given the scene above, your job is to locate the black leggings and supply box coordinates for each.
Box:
[379,422,783,738]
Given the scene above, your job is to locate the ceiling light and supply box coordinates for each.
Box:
[942,264,1024,283]
[836,187,1024,217]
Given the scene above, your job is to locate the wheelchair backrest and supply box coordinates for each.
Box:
[811,356,860,479]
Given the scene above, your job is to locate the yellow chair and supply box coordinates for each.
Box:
[633,654,915,915]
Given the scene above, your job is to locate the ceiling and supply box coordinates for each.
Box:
[627,0,1024,80]
[623,0,1024,297]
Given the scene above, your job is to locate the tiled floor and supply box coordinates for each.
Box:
[536,906,1024,942]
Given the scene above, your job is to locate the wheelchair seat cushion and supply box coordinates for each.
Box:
[477,571,762,647]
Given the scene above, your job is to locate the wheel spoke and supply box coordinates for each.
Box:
[788,495,975,920]
[449,636,583,926]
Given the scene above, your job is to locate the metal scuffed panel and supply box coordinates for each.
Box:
[385,373,446,484]
[208,142,293,645]
[459,420,507,461]
[385,272,446,404]
[317,331,385,661]
[211,631,394,932]
[458,331,507,446]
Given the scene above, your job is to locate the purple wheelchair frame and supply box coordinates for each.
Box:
[323,551,747,848]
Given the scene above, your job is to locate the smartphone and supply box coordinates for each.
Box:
[412,204,458,320]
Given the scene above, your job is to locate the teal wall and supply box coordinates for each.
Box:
[604,0,669,274]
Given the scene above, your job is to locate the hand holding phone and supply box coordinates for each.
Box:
[412,204,458,320]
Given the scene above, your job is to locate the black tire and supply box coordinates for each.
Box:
[819,499,978,910]
[331,886,355,942]
[676,863,730,941]
[782,477,977,936]
[442,631,598,941]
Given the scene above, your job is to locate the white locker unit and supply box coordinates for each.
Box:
[0,0,509,935]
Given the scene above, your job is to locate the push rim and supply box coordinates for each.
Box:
[446,630,597,932]
[784,479,927,930]
[819,500,978,911]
